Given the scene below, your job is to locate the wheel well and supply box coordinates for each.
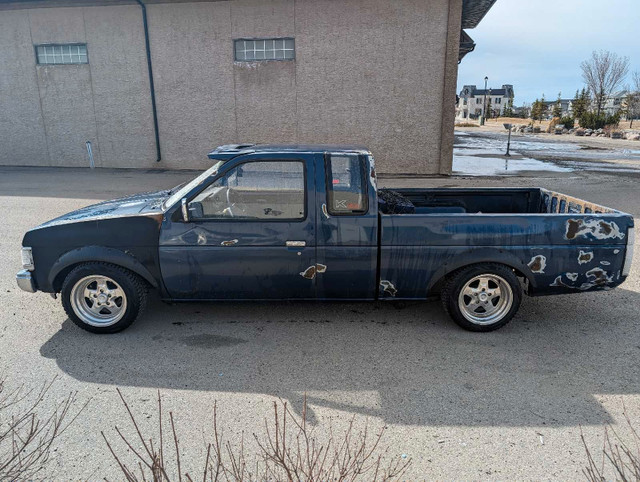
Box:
[52,262,152,293]
[430,262,531,296]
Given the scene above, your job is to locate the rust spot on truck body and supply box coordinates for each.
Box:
[300,264,327,280]
[221,239,238,246]
[550,276,573,288]
[321,204,330,219]
[578,250,594,264]
[528,255,547,273]
[565,219,625,241]
[380,280,397,296]
[300,266,317,279]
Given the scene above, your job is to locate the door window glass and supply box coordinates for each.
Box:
[326,154,368,215]
[190,161,305,220]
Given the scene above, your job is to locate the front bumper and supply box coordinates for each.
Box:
[16,270,37,293]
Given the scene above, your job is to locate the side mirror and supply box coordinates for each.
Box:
[181,198,189,222]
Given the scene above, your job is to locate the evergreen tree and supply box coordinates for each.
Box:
[571,88,590,122]
[552,92,563,118]
[486,97,493,120]
[531,98,541,121]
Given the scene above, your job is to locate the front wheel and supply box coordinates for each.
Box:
[441,263,522,332]
[61,262,148,334]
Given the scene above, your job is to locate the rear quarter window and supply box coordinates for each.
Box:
[326,154,368,215]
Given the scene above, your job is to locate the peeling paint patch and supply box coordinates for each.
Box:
[220,239,238,246]
[528,255,547,273]
[197,233,207,245]
[565,219,625,241]
[578,250,594,265]
[300,264,327,280]
[321,203,330,219]
[380,280,397,297]
[566,273,579,281]
[600,261,611,266]
[614,249,621,254]
[578,268,614,290]
[550,275,573,288]
[300,266,317,279]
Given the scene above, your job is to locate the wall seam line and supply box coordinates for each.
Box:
[82,7,103,167]
[27,10,52,166]
[293,0,299,142]
[229,2,239,142]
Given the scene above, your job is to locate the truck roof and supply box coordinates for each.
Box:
[208,143,371,160]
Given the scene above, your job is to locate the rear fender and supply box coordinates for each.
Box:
[426,248,537,294]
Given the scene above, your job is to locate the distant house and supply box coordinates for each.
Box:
[602,91,630,117]
[456,84,515,120]
[543,98,573,118]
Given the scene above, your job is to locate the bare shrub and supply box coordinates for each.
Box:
[103,389,411,481]
[582,401,640,481]
[0,377,86,480]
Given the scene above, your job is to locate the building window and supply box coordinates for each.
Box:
[234,38,295,61]
[495,98,501,104]
[476,98,482,104]
[36,44,88,65]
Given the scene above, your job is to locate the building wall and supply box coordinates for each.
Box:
[0,0,461,174]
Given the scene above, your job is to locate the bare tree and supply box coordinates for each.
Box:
[580,50,629,116]
[627,71,640,128]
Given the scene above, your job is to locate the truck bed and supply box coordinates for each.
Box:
[377,188,633,299]
[380,187,618,215]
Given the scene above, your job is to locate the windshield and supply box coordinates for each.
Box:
[163,160,226,210]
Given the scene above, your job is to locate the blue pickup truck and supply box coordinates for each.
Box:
[17,145,635,333]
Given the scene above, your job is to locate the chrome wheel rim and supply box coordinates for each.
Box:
[70,275,127,327]
[458,274,513,325]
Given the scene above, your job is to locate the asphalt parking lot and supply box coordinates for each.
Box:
[1,161,639,479]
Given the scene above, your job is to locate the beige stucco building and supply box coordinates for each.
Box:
[0,0,495,174]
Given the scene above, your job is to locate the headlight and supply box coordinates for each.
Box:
[21,247,34,271]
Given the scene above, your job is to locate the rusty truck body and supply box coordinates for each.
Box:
[17,145,635,333]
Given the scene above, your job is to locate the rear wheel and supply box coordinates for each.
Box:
[441,263,522,332]
[61,262,147,334]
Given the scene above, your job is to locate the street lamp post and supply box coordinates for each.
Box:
[481,76,488,126]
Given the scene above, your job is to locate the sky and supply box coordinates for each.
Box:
[457,0,639,105]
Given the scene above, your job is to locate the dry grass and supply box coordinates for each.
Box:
[103,389,411,481]
[582,401,640,482]
[0,377,86,480]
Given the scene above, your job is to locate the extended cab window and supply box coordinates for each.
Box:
[327,154,368,215]
[190,161,305,220]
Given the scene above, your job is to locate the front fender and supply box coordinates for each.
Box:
[49,246,159,290]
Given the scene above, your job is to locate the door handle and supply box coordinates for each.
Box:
[286,241,306,247]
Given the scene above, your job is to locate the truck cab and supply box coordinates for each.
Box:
[160,144,379,300]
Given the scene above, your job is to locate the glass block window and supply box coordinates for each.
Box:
[36,44,88,65]
[234,38,295,61]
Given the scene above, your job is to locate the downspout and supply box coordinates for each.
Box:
[135,0,161,162]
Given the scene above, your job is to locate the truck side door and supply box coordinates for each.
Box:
[315,152,378,299]
[159,154,316,299]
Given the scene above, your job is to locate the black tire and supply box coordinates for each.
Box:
[440,263,522,332]
[61,262,148,334]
